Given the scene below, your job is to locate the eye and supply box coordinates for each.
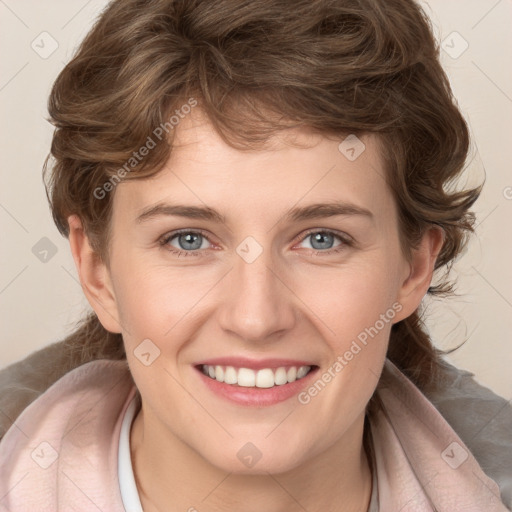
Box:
[295,229,352,254]
[158,228,352,258]
[159,230,212,257]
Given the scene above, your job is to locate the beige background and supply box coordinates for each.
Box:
[1,0,511,399]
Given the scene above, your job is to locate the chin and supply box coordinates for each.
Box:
[202,441,309,476]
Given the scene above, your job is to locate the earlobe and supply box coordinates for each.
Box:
[394,226,445,323]
[67,215,123,334]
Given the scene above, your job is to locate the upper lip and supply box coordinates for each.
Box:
[195,357,317,370]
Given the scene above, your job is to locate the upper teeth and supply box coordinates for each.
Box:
[201,365,312,388]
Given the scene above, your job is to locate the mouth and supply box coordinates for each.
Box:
[197,363,316,388]
[193,359,319,406]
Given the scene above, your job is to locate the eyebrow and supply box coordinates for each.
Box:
[135,201,373,224]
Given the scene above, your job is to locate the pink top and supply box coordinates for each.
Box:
[0,358,508,511]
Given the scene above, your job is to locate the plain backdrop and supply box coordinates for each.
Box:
[0,0,511,400]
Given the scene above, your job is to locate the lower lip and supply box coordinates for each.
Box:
[195,366,319,407]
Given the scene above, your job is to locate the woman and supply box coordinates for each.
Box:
[0,0,510,510]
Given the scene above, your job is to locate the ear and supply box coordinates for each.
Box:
[67,215,122,333]
[393,225,445,323]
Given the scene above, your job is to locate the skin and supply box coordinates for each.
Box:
[68,108,443,512]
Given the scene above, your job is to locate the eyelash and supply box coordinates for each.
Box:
[158,228,353,258]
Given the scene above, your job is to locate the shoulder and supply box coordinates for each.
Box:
[374,358,512,510]
[0,359,135,511]
[426,358,512,509]
[0,340,85,440]
[0,357,134,439]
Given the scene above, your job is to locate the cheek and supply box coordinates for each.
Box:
[294,255,402,344]
[110,252,215,338]
[294,267,399,439]
[290,253,402,407]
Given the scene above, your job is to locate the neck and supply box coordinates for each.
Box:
[130,407,373,512]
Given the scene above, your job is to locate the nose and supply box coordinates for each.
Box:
[217,245,296,343]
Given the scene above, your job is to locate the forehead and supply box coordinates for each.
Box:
[113,109,396,228]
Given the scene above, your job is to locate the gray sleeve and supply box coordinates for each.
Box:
[426,359,512,510]
[0,340,75,440]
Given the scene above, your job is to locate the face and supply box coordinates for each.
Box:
[90,110,418,474]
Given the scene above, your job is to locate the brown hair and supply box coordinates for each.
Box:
[43,0,479,466]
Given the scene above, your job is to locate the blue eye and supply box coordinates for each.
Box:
[160,230,212,257]
[301,231,340,251]
[159,229,352,258]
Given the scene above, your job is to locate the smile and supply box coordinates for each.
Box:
[200,364,313,388]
